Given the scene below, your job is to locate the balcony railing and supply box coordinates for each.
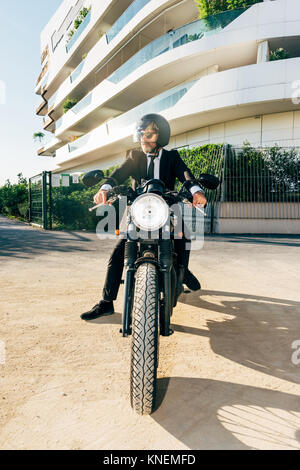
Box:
[106,0,151,44]
[70,59,86,83]
[108,79,197,134]
[66,9,91,53]
[67,79,197,153]
[47,90,58,112]
[68,134,91,152]
[70,92,92,114]
[108,7,248,84]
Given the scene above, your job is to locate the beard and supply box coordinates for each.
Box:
[141,142,156,153]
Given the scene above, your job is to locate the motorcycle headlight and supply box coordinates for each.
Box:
[131,193,169,231]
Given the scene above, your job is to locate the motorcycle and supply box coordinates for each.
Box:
[82,170,220,415]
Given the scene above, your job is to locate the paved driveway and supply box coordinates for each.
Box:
[0,215,300,450]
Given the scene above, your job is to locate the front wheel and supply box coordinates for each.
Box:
[130,262,159,415]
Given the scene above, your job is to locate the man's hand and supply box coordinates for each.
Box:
[93,189,109,205]
[192,191,207,208]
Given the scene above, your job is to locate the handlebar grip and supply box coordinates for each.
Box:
[106,189,115,200]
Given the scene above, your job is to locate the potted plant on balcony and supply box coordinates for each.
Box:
[63,98,79,114]
[195,0,263,19]
[66,6,91,43]
[269,48,290,61]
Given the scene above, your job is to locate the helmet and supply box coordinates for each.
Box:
[134,113,171,148]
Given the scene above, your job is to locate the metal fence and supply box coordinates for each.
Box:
[29,171,52,229]
[216,145,300,220]
[29,144,300,233]
[178,143,225,233]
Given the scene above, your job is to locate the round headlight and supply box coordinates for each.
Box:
[131,193,169,231]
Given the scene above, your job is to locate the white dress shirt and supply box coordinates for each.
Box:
[101,149,203,195]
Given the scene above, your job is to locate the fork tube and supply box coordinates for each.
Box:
[122,240,137,337]
[159,240,172,336]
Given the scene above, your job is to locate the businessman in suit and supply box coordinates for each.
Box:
[81,114,207,320]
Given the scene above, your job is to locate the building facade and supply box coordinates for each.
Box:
[34,0,300,235]
[36,0,300,174]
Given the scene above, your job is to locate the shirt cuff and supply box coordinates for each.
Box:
[100,184,112,191]
[190,185,203,195]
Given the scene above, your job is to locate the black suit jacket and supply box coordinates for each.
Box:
[103,148,195,190]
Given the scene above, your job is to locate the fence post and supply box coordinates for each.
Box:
[220,144,229,203]
[28,178,32,223]
[48,171,52,230]
[42,172,48,230]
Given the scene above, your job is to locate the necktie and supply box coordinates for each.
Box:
[147,155,157,180]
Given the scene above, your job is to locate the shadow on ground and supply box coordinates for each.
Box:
[0,217,94,259]
[89,288,300,385]
[153,377,300,449]
[177,289,300,384]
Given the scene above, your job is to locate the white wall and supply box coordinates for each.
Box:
[169,110,300,149]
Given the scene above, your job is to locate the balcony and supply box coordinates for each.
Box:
[66,9,91,53]
[70,59,86,83]
[108,7,248,84]
[70,92,92,114]
[106,0,151,44]
[43,115,54,130]
[47,91,58,113]
[55,6,251,138]
[54,57,300,169]
[36,98,47,116]
[63,79,198,156]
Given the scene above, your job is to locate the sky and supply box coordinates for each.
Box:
[0,0,62,186]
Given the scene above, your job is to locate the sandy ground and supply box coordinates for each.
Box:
[0,214,300,450]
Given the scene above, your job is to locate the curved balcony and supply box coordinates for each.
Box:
[106,0,151,44]
[42,0,194,117]
[55,7,250,139]
[66,79,197,154]
[54,58,300,169]
[108,7,247,84]
[66,9,91,53]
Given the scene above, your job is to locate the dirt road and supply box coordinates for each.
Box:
[0,215,300,450]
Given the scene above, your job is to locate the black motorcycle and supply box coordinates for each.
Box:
[83,171,219,415]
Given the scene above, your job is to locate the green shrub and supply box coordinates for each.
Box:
[63,98,79,113]
[269,48,290,61]
[195,0,263,18]
[0,177,28,219]
[67,6,91,42]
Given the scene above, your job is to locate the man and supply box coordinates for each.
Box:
[81,114,207,320]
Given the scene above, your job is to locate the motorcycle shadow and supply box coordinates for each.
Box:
[152,376,300,450]
[173,288,300,385]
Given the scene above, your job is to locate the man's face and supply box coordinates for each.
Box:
[140,124,159,154]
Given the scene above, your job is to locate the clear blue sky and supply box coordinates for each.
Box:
[0,0,62,186]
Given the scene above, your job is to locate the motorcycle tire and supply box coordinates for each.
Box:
[130,262,159,415]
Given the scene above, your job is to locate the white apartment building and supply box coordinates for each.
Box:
[35,0,300,177]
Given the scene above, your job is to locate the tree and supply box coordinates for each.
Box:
[33,132,45,143]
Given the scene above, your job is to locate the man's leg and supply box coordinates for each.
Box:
[81,238,126,320]
[102,237,126,301]
[174,235,201,291]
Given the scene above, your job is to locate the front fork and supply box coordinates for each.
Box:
[122,240,137,337]
[159,240,173,337]
[121,239,174,338]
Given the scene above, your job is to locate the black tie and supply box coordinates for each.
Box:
[147,155,156,180]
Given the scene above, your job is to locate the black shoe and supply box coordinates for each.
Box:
[80,300,114,320]
[183,269,201,291]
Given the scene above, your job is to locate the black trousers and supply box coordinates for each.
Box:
[102,237,190,301]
